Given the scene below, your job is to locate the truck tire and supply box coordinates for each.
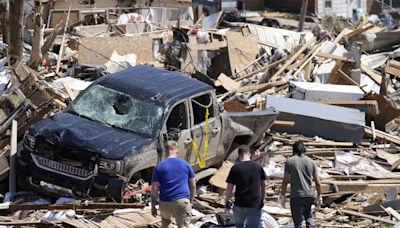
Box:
[270,20,280,28]
[261,19,269,27]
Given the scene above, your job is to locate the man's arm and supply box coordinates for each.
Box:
[281,171,289,196]
[225,183,234,208]
[188,177,196,204]
[151,182,160,217]
[260,180,266,208]
[280,171,289,208]
[313,171,321,196]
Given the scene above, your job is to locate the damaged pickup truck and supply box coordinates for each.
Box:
[17,65,277,201]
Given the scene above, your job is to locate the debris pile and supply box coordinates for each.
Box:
[1,1,400,226]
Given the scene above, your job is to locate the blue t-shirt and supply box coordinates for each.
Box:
[152,157,195,202]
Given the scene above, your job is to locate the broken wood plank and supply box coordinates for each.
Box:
[214,73,240,92]
[386,66,400,78]
[361,64,395,93]
[293,45,321,77]
[269,36,316,82]
[273,120,295,127]
[316,52,355,63]
[333,28,351,44]
[237,80,287,93]
[344,24,375,40]
[338,69,368,93]
[235,58,286,81]
[340,209,397,225]
[55,5,71,75]
[62,82,76,100]
[365,127,400,145]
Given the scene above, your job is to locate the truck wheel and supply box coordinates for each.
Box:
[270,21,280,28]
[261,19,269,27]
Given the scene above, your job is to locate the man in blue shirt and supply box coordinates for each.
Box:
[151,140,196,228]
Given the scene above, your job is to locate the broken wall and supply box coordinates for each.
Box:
[78,35,156,65]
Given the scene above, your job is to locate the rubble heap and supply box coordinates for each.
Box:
[1,1,400,227]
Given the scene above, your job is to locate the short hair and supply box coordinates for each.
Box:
[165,140,178,152]
[238,145,251,157]
[293,141,306,155]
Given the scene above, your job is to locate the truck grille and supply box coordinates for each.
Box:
[31,154,94,181]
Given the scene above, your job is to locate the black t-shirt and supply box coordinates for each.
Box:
[226,160,267,208]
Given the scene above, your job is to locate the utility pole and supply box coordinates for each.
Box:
[8,0,24,66]
[298,0,308,32]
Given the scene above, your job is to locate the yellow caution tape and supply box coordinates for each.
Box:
[192,107,209,169]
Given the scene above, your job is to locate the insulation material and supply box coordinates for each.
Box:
[104,51,137,74]
[267,96,365,143]
[335,152,400,179]
[247,24,314,51]
[289,81,365,101]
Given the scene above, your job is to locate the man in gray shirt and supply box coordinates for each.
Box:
[280,141,321,228]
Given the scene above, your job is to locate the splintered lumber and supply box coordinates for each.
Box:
[293,45,321,77]
[316,52,355,63]
[237,80,287,93]
[269,36,316,82]
[5,203,145,211]
[386,60,400,78]
[364,127,400,145]
[361,64,395,93]
[214,73,240,92]
[55,5,71,75]
[333,28,351,44]
[343,24,375,40]
[235,58,286,81]
[337,70,368,93]
[340,209,397,225]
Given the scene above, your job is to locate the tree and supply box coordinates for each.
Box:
[8,0,24,66]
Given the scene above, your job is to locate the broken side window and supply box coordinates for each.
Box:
[166,102,188,130]
[69,84,164,136]
[191,93,214,125]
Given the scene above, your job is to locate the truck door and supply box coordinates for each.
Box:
[164,100,193,162]
[189,92,222,170]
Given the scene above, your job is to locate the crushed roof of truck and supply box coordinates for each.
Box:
[98,65,213,105]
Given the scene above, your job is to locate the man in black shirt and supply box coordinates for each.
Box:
[225,145,267,228]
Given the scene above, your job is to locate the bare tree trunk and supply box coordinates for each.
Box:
[8,0,24,66]
[29,5,43,69]
[0,0,8,45]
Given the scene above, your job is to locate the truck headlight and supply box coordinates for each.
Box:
[24,133,36,150]
[99,159,123,175]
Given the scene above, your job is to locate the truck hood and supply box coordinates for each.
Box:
[30,112,153,159]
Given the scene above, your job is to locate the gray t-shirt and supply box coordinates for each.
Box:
[284,154,317,198]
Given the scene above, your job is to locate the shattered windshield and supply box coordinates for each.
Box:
[69,84,164,136]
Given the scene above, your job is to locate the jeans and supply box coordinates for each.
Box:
[159,198,191,228]
[290,197,314,228]
[233,206,261,228]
